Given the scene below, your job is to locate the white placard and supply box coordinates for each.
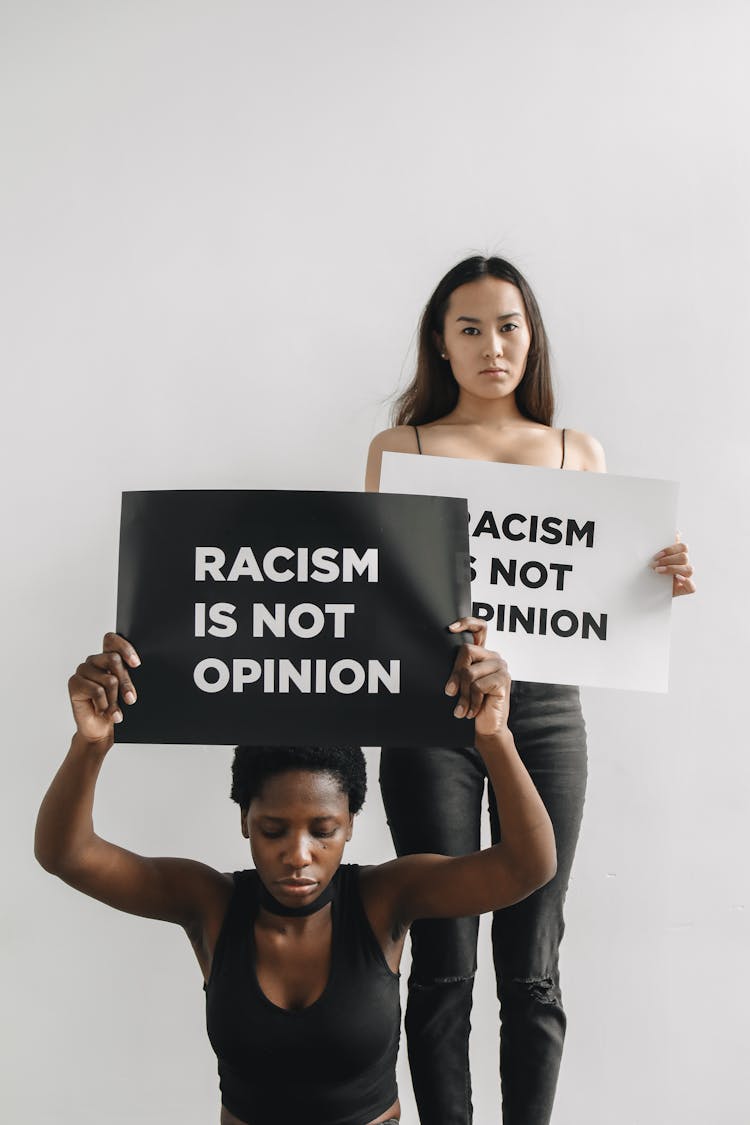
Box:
[380,453,678,692]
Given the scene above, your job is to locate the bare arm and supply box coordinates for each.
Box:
[35,634,229,929]
[367,620,556,931]
[564,428,607,472]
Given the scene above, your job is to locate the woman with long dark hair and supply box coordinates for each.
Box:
[35,619,556,1125]
[366,255,694,1125]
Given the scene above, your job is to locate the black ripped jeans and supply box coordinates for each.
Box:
[379,682,587,1125]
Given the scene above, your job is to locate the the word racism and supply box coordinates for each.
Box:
[192,545,400,696]
[468,510,608,641]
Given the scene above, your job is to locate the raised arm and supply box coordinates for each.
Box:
[34,633,230,932]
[367,619,556,931]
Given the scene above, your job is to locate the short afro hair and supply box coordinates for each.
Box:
[230,746,367,814]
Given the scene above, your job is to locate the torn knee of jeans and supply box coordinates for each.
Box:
[411,973,475,990]
[513,975,560,1005]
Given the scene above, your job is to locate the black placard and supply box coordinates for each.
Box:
[115,490,472,746]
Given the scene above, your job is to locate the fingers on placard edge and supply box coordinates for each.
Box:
[103,631,141,667]
[449,617,488,647]
[454,665,477,718]
[70,671,111,716]
[99,651,138,704]
[458,657,497,719]
[657,563,694,576]
[462,677,481,719]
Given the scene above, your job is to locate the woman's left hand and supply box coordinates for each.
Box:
[444,617,511,736]
[650,534,696,597]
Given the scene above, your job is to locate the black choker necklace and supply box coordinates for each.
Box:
[257,873,338,918]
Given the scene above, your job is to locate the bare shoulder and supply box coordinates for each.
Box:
[563,428,607,472]
[357,855,442,945]
[144,856,235,933]
[51,844,235,931]
[358,854,450,919]
[369,425,420,455]
[359,854,445,890]
[357,855,419,909]
[364,425,420,490]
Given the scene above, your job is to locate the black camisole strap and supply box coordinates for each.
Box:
[413,422,565,465]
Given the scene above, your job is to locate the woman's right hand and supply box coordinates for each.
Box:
[41,633,229,933]
[68,633,141,744]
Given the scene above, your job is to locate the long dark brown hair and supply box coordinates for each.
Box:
[393,256,554,427]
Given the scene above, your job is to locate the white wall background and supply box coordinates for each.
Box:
[2,2,748,1122]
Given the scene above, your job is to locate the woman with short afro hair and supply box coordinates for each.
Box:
[35,619,556,1125]
[230,744,368,815]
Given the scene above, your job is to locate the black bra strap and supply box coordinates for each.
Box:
[413,422,564,464]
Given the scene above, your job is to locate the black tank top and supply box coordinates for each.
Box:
[205,863,400,1125]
